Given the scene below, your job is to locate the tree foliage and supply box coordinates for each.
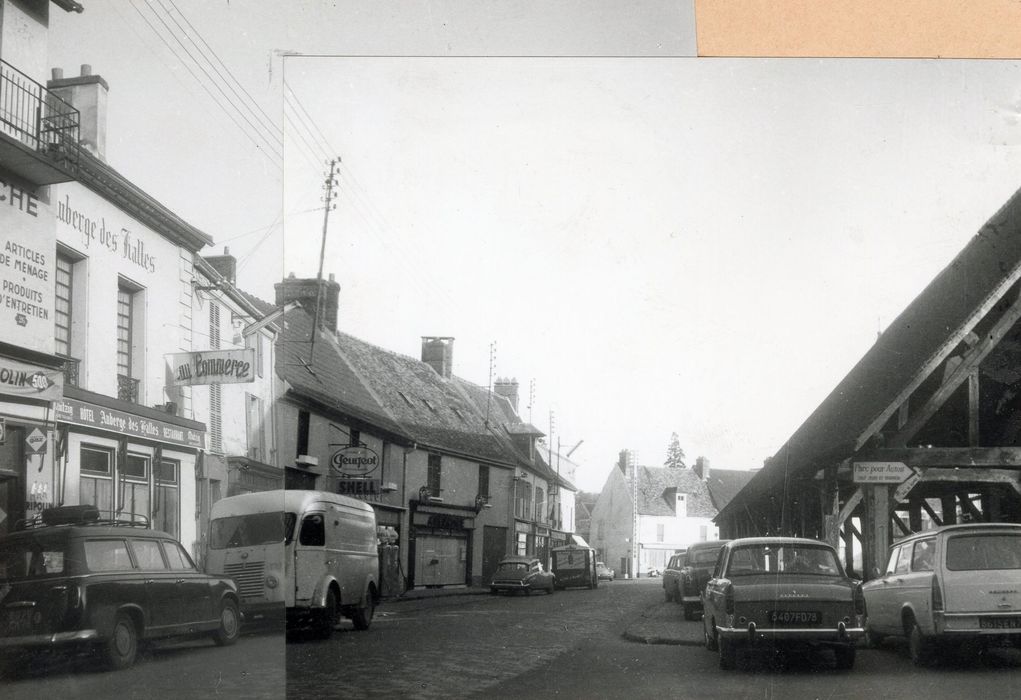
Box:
[664,432,686,468]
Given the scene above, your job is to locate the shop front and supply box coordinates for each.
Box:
[410,501,476,588]
[54,386,205,554]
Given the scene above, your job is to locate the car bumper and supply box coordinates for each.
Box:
[0,629,99,648]
[718,621,864,644]
[682,594,702,605]
[491,582,531,591]
[935,612,1021,636]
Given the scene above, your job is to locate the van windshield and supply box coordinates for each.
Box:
[209,512,297,549]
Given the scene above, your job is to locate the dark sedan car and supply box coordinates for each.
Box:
[702,537,864,670]
[0,506,241,672]
[490,556,555,595]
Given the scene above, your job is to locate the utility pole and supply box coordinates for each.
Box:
[309,158,339,364]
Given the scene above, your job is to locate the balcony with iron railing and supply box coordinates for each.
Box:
[0,59,79,184]
[117,374,140,403]
[59,356,80,388]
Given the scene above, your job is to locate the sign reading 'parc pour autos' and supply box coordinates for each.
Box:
[168,348,256,386]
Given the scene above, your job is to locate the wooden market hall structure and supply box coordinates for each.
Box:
[716,188,1021,581]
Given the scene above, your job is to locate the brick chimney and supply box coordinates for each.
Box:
[48,65,108,161]
[274,272,341,332]
[493,377,520,412]
[203,247,237,284]
[421,337,454,378]
[694,456,710,481]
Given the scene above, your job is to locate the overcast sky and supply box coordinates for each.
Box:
[49,2,1021,491]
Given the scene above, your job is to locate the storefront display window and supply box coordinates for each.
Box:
[80,445,113,516]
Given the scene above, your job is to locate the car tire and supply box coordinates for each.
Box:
[664,586,674,603]
[834,644,856,670]
[212,598,241,646]
[548,582,555,595]
[907,618,936,666]
[352,590,375,631]
[103,612,139,671]
[718,637,737,670]
[314,589,337,640]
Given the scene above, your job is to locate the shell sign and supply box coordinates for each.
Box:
[330,446,380,477]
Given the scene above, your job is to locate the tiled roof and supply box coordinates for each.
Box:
[721,186,1021,517]
[704,469,757,512]
[637,466,717,518]
[273,308,409,440]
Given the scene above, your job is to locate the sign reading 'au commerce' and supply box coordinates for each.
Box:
[168,349,255,386]
[330,445,380,477]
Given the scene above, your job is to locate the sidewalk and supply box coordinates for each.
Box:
[384,585,704,646]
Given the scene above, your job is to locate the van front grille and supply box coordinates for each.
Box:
[224,561,266,600]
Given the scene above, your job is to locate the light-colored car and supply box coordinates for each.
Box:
[490,556,555,595]
[596,562,615,581]
[861,523,1021,665]
[702,537,864,670]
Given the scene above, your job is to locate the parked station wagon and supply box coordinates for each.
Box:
[0,506,240,672]
[862,522,1021,665]
[663,541,730,620]
[702,537,864,670]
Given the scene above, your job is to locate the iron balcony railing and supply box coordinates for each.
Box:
[117,374,140,403]
[59,355,80,387]
[0,59,80,170]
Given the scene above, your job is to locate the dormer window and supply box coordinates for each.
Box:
[676,492,687,517]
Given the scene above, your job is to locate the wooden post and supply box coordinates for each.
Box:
[864,484,890,579]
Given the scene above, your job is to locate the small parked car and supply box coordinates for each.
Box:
[0,505,241,672]
[490,556,555,595]
[596,562,615,581]
[664,541,730,620]
[861,522,1021,665]
[702,537,864,670]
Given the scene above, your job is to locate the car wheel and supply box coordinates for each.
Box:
[352,590,375,631]
[907,617,936,666]
[834,644,856,670]
[103,612,139,671]
[212,598,241,646]
[548,582,555,595]
[664,585,674,603]
[704,619,718,651]
[718,637,737,670]
[313,589,337,640]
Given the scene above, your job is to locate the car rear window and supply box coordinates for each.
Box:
[690,548,722,565]
[946,533,1021,571]
[0,536,68,579]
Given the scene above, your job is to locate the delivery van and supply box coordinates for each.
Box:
[206,489,379,638]
[550,543,598,590]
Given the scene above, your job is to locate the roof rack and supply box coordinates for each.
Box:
[17,506,151,531]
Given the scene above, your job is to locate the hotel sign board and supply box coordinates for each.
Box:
[168,349,255,386]
[54,397,204,449]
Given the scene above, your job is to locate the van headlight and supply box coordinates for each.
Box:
[266,574,279,589]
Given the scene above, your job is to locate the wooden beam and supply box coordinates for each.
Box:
[837,487,864,525]
[968,369,980,447]
[853,262,1021,453]
[891,511,911,536]
[920,499,943,526]
[923,468,1021,485]
[959,493,982,520]
[891,291,1021,448]
[864,485,890,579]
[862,446,1021,469]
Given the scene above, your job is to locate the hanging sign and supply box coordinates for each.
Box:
[0,356,63,401]
[168,348,255,386]
[25,427,46,453]
[852,461,915,483]
[330,446,380,477]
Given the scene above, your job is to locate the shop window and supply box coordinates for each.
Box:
[516,531,527,556]
[154,459,180,539]
[80,445,114,516]
[121,453,150,526]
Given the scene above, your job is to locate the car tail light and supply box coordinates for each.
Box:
[853,583,865,616]
[724,583,734,615]
[931,575,944,613]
